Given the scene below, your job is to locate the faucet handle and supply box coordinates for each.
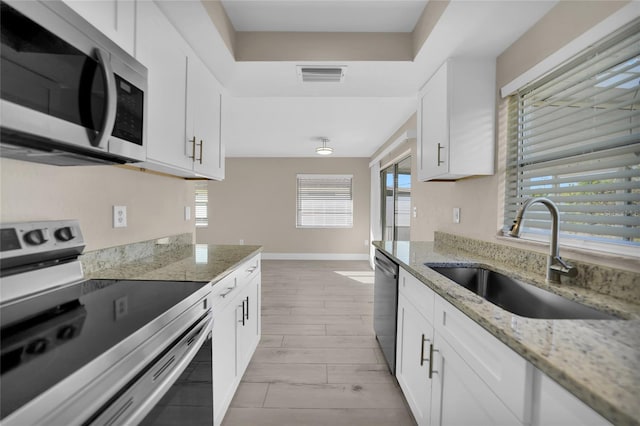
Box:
[550,256,578,278]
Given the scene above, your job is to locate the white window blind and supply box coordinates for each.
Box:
[297,174,353,228]
[195,182,208,228]
[505,19,640,249]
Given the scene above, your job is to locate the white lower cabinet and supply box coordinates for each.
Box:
[396,270,435,426]
[533,371,612,426]
[430,335,521,426]
[398,266,610,426]
[211,254,261,426]
[398,268,521,426]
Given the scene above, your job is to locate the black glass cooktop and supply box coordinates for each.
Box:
[0,279,208,419]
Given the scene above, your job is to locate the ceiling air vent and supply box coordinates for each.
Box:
[297,66,347,83]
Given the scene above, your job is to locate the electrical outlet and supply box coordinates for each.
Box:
[453,207,460,224]
[113,205,127,228]
[239,239,244,245]
[364,239,369,246]
[185,206,191,221]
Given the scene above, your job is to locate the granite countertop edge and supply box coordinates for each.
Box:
[373,240,640,426]
[84,244,264,286]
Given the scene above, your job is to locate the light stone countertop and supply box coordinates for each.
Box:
[374,240,640,426]
[85,244,263,284]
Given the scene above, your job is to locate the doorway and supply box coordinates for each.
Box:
[381,156,411,241]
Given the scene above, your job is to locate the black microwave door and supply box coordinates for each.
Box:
[0,2,106,138]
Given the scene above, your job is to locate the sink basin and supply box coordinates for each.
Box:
[428,266,617,320]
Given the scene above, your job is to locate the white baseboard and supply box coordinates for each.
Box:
[262,253,369,261]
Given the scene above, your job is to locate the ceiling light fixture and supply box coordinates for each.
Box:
[316,138,333,156]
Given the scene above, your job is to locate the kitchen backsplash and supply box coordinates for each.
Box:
[434,232,640,305]
[80,233,192,275]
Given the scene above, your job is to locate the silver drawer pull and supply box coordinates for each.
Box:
[220,285,236,298]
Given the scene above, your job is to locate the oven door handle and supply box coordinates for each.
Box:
[93,48,118,150]
[113,312,213,426]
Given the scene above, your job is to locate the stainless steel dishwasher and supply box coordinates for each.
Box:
[373,249,399,374]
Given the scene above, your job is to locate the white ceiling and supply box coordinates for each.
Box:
[220,0,428,32]
[160,0,558,158]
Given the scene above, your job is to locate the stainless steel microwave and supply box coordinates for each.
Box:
[0,0,147,166]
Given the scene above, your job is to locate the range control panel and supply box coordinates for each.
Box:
[0,220,85,267]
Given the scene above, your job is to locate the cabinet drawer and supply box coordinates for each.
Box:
[434,295,533,424]
[399,268,435,321]
[210,272,239,310]
[237,254,260,284]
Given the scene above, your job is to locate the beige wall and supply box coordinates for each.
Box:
[0,158,195,251]
[196,157,370,255]
[374,1,635,269]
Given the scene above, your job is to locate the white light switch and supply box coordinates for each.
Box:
[185,206,191,221]
[113,205,127,228]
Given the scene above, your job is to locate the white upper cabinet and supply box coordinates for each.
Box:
[417,58,496,181]
[63,0,135,55]
[136,1,192,171]
[135,1,225,180]
[188,55,225,180]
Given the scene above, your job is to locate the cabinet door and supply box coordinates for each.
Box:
[418,62,449,181]
[212,296,239,426]
[189,56,224,179]
[396,293,433,426]
[63,0,135,54]
[534,372,612,426]
[236,275,261,374]
[431,335,521,426]
[135,1,192,171]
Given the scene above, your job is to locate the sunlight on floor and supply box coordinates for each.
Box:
[333,271,375,284]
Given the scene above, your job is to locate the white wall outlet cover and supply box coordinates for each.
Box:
[453,207,461,224]
[113,205,127,228]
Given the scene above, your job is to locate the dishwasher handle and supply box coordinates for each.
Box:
[374,255,397,279]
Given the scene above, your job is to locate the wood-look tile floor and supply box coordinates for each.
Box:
[222,260,416,426]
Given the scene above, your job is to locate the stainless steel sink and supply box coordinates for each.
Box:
[428,266,617,320]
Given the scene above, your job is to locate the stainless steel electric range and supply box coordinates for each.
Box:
[0,220,213,425]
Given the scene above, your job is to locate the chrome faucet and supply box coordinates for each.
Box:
[509,197,577,284]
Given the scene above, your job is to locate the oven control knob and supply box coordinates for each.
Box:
[54,226,76,242]
[57,325,76,340]
[26,338,48,354]
[23,229,49,246]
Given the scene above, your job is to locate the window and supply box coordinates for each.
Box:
[195,182,208,228]
[381,156,411,241]
[296,174,353,228]
[504,20,640,251]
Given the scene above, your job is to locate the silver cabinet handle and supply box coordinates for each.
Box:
[189,136,196,160]
[428,343,439,379]
[239,300,246,326]
[420,334,430,366]
[247,265,258,273]
[198,139,203,164]
[93,48,117,149]
[437,143,445,166]
[245,296,249,321]
[220,285,236,298]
